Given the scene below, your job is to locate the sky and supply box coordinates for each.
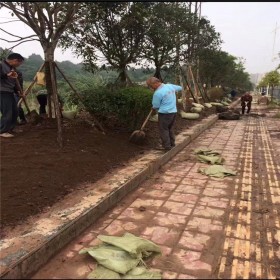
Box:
[0,2,280,75]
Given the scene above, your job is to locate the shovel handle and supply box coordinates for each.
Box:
[140,108,154,131]
[15,78,31,114]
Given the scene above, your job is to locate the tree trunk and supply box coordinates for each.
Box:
[44,48,63,147]
[116,68,132,87]
[153,66,163,81]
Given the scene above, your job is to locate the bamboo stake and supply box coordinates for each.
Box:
[180,66,198,103]
[54,62,106,134]
[50,61,63,148]
[15,78,31,113]
[179,74,187,111]
[188,66,201,104]
[17,62,45,107]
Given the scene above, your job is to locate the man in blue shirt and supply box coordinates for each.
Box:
[146,77,182,151]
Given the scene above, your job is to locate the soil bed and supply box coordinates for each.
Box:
[0,107,216,231]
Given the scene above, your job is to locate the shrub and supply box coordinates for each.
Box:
[74,85,153,131]
[207,87,225,102]
[114,86,153,130]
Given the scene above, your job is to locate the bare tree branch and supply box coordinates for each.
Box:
[0,27,35,39]
[0,19,21,24]
[8,39,40,49]
[0,36,39,43]
[0,29,37,42]
[1,3,30,25]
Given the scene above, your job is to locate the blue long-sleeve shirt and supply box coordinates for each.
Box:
[152,83,182,113]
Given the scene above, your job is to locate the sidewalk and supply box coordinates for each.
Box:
[32,106,280,279]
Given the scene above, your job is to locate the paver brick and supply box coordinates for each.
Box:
[181,178,208,186]
[162,271,178,279]
[177,273,197,279]
[142,226,181,246]
[117,207,155,221]
[173,249,212,275]
[169,193,199,204]
[187,217,223,233]
[151,183,178,191]
[129,198,164,208]
[175,184,203,195]
[193,205,225,219]
[103,220,139,235]
[153,212,187,227]
[178,231,210,251]
[199,196,229,209]
[163,201,193,215]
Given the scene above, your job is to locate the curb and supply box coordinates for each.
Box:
[1,114,218,279]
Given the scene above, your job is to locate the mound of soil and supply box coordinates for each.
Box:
[0,107,215,230]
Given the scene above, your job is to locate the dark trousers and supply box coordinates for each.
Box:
[14,94,26,121]
[36,94,47,115]
[241,101,251,114]
[0,93,18,133]
[158,113,176,149]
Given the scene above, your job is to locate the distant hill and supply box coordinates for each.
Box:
[16,53,90,81]
[0,48,166,83]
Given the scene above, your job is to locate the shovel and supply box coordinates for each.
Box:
[129,108,153,145]
[15,78,39,119]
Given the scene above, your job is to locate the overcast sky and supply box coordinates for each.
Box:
[0,2,279,74]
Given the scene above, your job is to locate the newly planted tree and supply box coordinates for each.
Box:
[61,2,148,86]
[258,70,280,99]
[0,2,81,146]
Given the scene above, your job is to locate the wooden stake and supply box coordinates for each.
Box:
[17,62,45,107]
[49,61,63,148]
[180,66,198,103]
[54,62,106,134]
[15,78,31,113]
[188,66,201,104]
[179,74,187,111]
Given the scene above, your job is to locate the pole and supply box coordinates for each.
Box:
[54,62,106,134]
[17,62,45,107]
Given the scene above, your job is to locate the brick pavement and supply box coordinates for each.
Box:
[32,107,280,279]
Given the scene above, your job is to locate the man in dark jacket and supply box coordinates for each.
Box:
[0,53,25,137]
[241,91,253,114]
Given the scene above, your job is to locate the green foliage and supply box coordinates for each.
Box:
[207,87,225,102]
[258,70,280,88]
[60,2,147,85]
[114,86,153,130]
[79,85,153,131]
[198,49,253,91]
[0,48,12,61]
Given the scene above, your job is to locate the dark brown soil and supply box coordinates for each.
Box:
[0,107,216,230]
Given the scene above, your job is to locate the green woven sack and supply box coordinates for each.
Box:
[80,244,140,274]
[87,265,121,279]
[180,111,200,120]
[123,266,162,279]
[98,232,161,258]
[190,107,203,113]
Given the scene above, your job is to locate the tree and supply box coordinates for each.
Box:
[61,2,148,86]
[198,49,252,90]
[141,3,185,81]
[140,2,221,83]
[258,70,280,99]
[0,2,81,146]
[0,47,11,60]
